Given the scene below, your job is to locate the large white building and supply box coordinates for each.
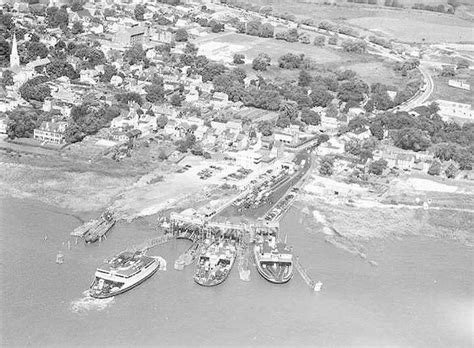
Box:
[436,99,473,120]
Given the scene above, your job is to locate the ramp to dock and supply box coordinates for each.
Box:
[295,256,321,291]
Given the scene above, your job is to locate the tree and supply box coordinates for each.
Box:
[175,29,188,42]
[233,53,245,65]
[369,159,387,175]
[170,93,183,107]
[27,41,49,61]
[319,156,334,176]
[278,53,304,69]
[341,40,367,53]
[19,76,51,102]
[115,92,143,106]
[428,160,442,176]
[123,44,145,65]
[209,20,224,33]
[300,108,321,126]
[456,59,470,70]
[6,109,44,139]
[71,21,84,35]
[310,86,333,107]
[200,62,226,82]
[2,70,14,86]
[276,114,290,128]
[259,23,274,38]
[70,0,84,12]
[134,5,145,21]
[369,122,384,140]
[246,20,262,36]
[440,65,455,77]
[258,121,273,136]
[393,128,431,152]
[252,53,271,71]
[445,164,458,178]
[313,35,326,46]
[64,121,84,144]
[99,64,117,83]
[156,115,168,129]
[337,80,368,103]
[145,84,165,103]
[298,70,312,87]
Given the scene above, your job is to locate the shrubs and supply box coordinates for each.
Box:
[341,40,367,53]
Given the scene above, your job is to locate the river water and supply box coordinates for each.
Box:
[0,198,472,347]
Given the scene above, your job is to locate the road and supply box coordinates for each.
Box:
[396,64,434,111]
[217,149,313,221]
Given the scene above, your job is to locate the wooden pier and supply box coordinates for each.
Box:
[70,211,116,243]
[295,256,321,291]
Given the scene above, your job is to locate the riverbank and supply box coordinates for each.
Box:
[1,197,472,347]
[296,172,474,260]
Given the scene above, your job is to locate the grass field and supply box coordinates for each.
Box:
[238,1,473,43]
[430,75,474,105]
[196,32,345,64]
[346,16,473,43]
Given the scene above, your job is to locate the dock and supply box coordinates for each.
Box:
[70,211,116,243]
[129,233,175,253]
[237,245,251,282]
[295,256,322,291]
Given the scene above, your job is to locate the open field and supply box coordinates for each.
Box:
[346,16,474,43]
[429,75,474,105]
[196,32,345,64]
[297,172,474,249]
[236,1,472,43]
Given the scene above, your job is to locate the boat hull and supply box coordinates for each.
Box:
[253,249,293,284]
[90,263,158,299]
[193,269,231,287]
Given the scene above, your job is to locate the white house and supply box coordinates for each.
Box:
[317,137,345,156]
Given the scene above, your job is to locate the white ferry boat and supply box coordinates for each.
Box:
[89,251,159,298]
[253,232,293,284]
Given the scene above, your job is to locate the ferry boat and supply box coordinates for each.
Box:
[89,251,159,298]
[253,232,293,284]
[194,239,236,287]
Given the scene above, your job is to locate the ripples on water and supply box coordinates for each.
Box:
[70,292,115,314]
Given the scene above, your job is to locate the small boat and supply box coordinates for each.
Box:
[253,231,293,284]
[174,259,185,271]
[314,281,323,292]
[89,251,159,299]
[194,239,236,287]
[56,251,64,264]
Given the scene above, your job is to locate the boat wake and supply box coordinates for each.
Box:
[70,291,115,314]
[151,256,167,271]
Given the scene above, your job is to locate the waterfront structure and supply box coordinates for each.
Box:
[33,121,68,145]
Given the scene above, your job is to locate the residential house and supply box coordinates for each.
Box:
[320,115,339,130]
[230,150,263,167]
[115,25,148,47]
[0,117,7,134]
[373,150,415,170]
[194,125,209,141]
[316,137,345,156]
[33,121,68,144]
[185,88,199,102]
[211,92,229,107]
[111,129,142,143]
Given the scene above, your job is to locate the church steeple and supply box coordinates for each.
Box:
[10,33,20,68]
